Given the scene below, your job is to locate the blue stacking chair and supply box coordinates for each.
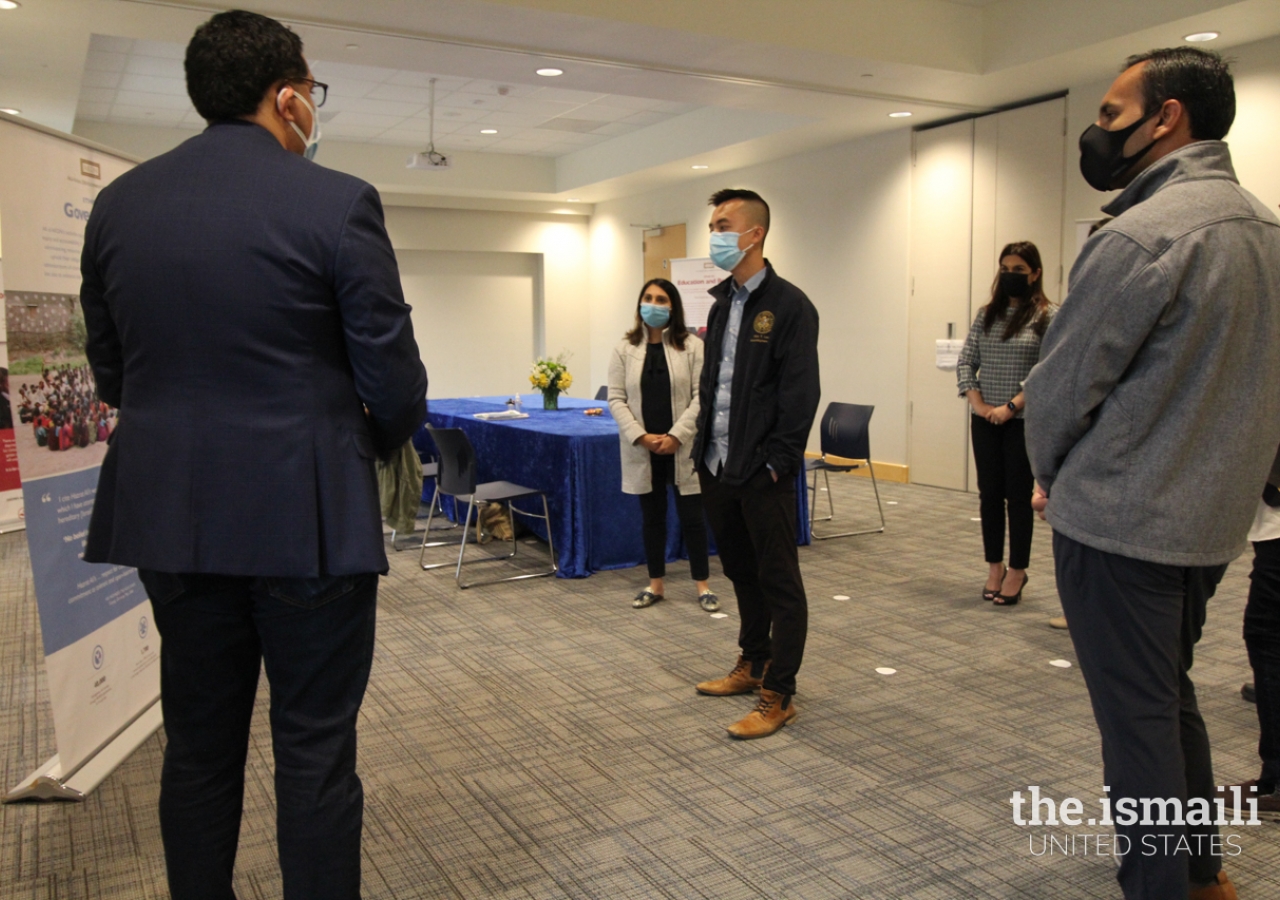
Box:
[805,403,885,540]
[418,426,557,588]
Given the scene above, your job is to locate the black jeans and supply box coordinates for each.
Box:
[139,570,379,900]
[1244,537,1280,788]
[970,415,1035,569]
[699,464,807,696]
[1052,533,1227,899]
[637,456,710,581]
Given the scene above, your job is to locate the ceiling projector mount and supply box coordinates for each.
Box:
[407,77,451,170]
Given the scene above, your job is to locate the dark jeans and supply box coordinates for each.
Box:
[1052,533,1226,899]
[637,457,710,582]
[970,415,1034,569]
[699,464,807,695]
[139,570,379,900]
[1244,537,1280,788]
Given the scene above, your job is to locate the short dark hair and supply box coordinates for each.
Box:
[1124,47,1235,141]
[708,188,770,234]
[185,10,308,122]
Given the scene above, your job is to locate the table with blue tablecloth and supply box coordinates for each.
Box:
[418,396,810,578]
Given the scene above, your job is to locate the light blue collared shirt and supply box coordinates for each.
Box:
[704,266,768,473]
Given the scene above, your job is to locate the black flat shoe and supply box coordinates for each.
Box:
[632,589,664,609]
[994,573,1027,606]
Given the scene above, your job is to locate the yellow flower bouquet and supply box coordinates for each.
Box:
[529,355,573,409]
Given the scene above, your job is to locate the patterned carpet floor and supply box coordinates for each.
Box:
[1,476,1276,899]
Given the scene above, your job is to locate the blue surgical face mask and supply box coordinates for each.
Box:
[280,88,322,161]
[709,231,754,271]
[640,303,671,328]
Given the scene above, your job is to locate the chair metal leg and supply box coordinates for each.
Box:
[811,461,886,540]
[419,486,469,570]
[455,493,558,589]
[824,469,835,520]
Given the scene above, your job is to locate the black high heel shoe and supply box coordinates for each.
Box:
[983,566,1006,602]
[994,572,1028,606]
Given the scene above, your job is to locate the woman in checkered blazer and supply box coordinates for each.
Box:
[956,241,1054,607]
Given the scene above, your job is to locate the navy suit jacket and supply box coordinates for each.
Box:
[80,120,427,577]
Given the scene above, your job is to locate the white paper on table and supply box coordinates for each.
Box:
[934,339,964,370]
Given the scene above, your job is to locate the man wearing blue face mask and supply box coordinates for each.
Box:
[692,188,820,739]
[79,10,426,899]
[1024,47,1280,900]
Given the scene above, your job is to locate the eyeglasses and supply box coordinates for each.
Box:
[293,78,328,108]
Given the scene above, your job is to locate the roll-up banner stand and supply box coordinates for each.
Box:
[669,257,729,331]
[0,113,162,802]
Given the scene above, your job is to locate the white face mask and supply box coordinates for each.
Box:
[278,87,321,160]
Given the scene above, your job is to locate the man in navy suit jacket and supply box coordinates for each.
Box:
[79,12,427,900]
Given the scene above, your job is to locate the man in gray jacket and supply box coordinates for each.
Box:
[1025,47,1280,900]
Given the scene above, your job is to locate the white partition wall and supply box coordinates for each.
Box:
[909,97,1066,491]
[398,249,541,400]
[908,120,976,491]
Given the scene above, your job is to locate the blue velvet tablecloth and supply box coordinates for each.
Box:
[420,396,810,578]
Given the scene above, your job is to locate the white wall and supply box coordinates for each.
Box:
[399,250,540,399]
[383,205,590,402]
[1060,34,1280,279]
[588,129,912,464]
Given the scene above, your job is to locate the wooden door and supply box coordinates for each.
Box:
[643,224,687,283]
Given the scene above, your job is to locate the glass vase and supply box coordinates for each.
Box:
[542,390,559,410]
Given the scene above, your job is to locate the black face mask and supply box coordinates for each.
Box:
[999,271,1032,299]
[1078,110,1159,192]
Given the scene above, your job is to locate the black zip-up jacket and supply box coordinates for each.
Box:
[692,262,821,486]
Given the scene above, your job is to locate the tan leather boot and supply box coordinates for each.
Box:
[1189,871,1237,900]
[726,689,797,739]
[696,656,767,696]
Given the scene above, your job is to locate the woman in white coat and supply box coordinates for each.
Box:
[608,278,718,612]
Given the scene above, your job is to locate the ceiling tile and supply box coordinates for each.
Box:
[131,39,186,60]
[475,110,553,128]
[84,50,128,73]
[531,87,608,105]
[78,87,117,105]
[438,92,511,111]
[621,110,667,127]
[124,56,184,78]
[110,104,186,124]
[118,74,188,96]
[75,102,111,120]
[459,79,539,98]
[90,35,135,55]
[309,61,398,84]
[114,91,194,111]
[560,103,632,123]
[384,71,471,92]
[80,70,123,90]
[598,95,667,111]
[325,111,408,129]
[591,121,641,137]
[430,107,487,123]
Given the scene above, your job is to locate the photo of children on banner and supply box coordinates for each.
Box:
[17,364,116,451]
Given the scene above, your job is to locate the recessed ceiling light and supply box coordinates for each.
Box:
[0,1,21,10]
[566,198,581,202]
[0,107,20,115]
[480,128,498,134]
[691,164,709,169]
[344,43,359,51]
[1184,31,1220,42]
[889,111,913,118]
[536,67,564,77]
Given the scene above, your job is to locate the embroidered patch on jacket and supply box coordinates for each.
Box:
[753,311,774,335]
